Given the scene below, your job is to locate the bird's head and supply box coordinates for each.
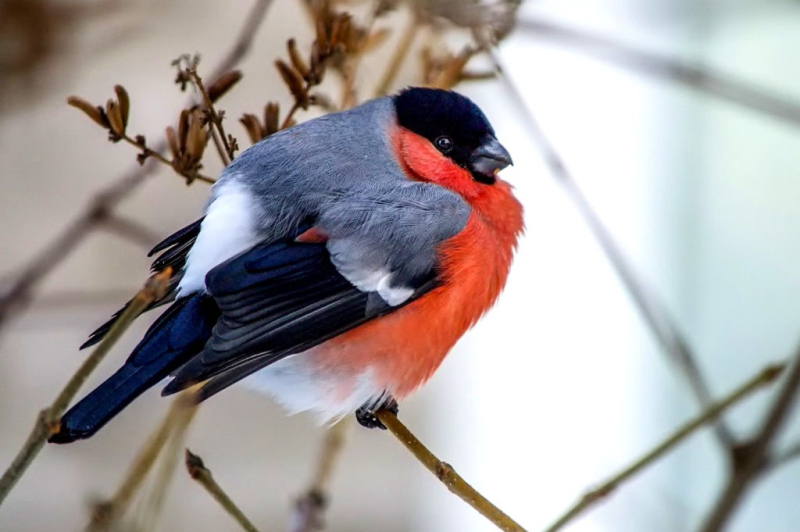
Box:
[391,87,514,203]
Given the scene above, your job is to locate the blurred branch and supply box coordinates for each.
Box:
[88,390,196,531]
[518,18,800,127]
[186,450,261,532]
[375,409,526,532]
[490,50,736,450]
[700,342,800,532]
[373,10,419,97]
[100,214,160,248]
[292,420,351,532]
[0,0,273,336]
[766,440,800,470]
[0,269,172,508]
[544,362,786,532]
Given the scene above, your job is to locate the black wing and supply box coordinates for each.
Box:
[80,217,204,349]
[163,236,438,401]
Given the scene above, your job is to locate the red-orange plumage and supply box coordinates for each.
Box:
[309,126,524,399]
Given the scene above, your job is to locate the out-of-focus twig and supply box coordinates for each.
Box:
[0,0,273,336]
[699,342,800,532]
[375,409,526,532]
[490,50,735,450]
[87,389,196,531]
[373,10,418,97]
[100,213,160,248]
[543,362,786,532]
[291,420,351,532]
[0,269,172,508]
[185,450,261,532]
[519,18,800,127]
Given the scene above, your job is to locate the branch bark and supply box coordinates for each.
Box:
[0,269,172,508]
[518,18,800,127]
[543,362,786,532]
[699,341,800,532]
[375,409,526,532]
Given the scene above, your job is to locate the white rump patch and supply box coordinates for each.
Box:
[178,181,259,295]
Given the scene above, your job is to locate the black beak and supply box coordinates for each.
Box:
[469,138,513,182]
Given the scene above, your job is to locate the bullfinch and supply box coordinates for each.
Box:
[49,87,523,443]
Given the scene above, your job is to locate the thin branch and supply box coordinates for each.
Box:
[518,18,800,127]
[185,450,261,532]
[188,69,235,165]
[490,49,735,449]
[100,214,160,248]
[292,420,351,532]
[87,391,196,531]
[0,269,172,508]
[375,409,526,532]
[544,362,786,532]
[373,10,418,97]
[699,342,800,532]
[766,439,800,470]
[0,0,273,336]
[119,132,215,184]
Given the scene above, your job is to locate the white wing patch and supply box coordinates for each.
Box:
[178,181,260,296]
[377,274,414,306]
[327,239,415,307]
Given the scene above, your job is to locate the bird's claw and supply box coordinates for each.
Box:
[355,396,398,430]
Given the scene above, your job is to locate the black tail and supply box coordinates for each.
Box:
[49,294,219,444]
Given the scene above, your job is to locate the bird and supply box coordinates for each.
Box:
[48,87,523,444]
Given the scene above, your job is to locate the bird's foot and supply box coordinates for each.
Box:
[355,396,398,430]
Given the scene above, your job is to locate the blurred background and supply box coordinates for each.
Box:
[1,0,799,531]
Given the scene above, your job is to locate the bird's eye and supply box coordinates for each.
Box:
[435,136,453,153]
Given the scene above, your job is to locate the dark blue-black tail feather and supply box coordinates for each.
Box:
[49,294,219,444]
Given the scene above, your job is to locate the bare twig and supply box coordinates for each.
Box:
[88,390,196,531]
[0,269,172,508]
[490,50,735,449]
[699,342,800,532]
[518,18,800,127]
[0,0,273,335]
[375,409,526,532]
[544,362,786,532]
[185,450,261,532]
[292,420,351,532]
[100,213,160,248]
[188,69,236,164]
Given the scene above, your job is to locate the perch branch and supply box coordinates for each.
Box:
[518,18,800,128]
[186,450,261,532]
[490,50,735,449]
[375,409,526,532]
[0,269,172,508]
[543,362,786,532]
[699,342,800,532]
[0,0,273,336]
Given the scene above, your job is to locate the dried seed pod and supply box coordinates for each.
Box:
[275,60,308,109]
[185,112,207,163]
[360,28,391,54]
[165,126,180,158]
[207,70,242,102]
[264,102,279,135]
[105,99,126,137]
[113,85,130,128]
[315,19,330,55]
[178,109,191,153]
[239,114,263,144]
[330,14,351,49]
[287,39,310,80]
[67,96,106,127]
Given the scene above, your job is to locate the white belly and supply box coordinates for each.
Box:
[242,352,383,423]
